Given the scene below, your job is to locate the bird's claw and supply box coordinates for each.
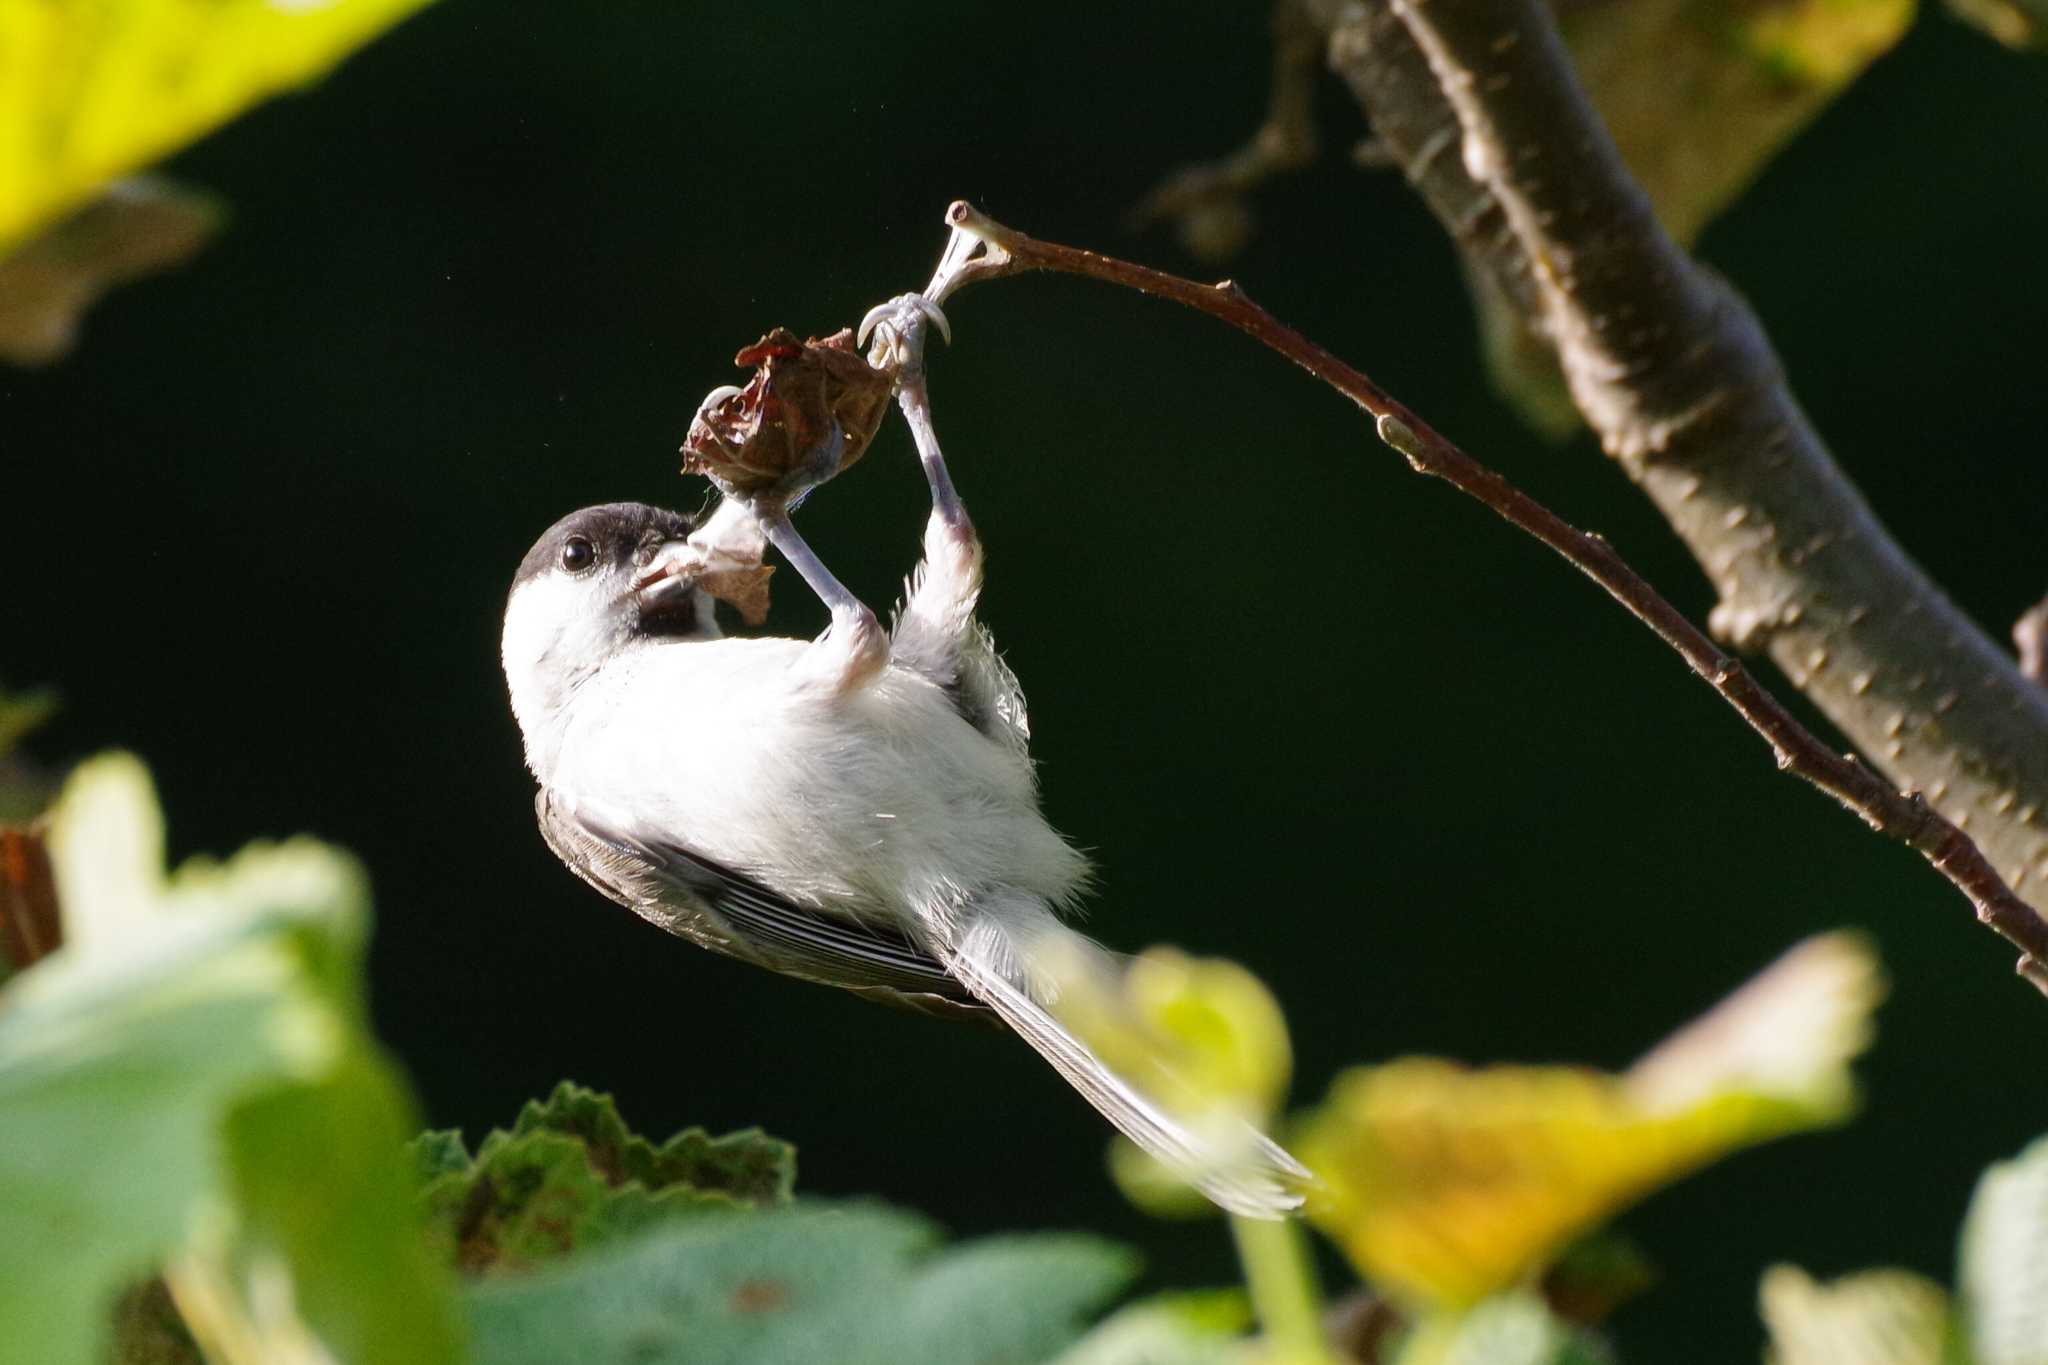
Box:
[857,292,950,357]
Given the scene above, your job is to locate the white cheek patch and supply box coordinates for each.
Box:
[502,572,627,753]
[502,575,581,672]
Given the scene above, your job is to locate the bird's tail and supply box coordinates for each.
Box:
[950,916,1310,1219]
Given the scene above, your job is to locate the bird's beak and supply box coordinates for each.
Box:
[633,541,700,607]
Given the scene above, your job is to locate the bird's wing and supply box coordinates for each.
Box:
[536,788,989,1023]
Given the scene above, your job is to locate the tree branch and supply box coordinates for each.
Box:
[1295,0,2048,922]
[928,201,2048,994]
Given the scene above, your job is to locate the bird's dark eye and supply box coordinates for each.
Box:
[560,536,596,573]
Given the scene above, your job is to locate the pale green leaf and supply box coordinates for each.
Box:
[0,753,459,1365]
[1759,1265,1952,1365]
[466,1202,1136,1365]
[1394,1294,1613,1365]
[1053,1290,1251,1365]
[1957,1136,2048,1365]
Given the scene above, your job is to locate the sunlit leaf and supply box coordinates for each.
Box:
[1759,1265,1952,1365]
[1392,1293,1612,1365]
[1295,934,1881,1309]
[1052,1290,1252,1365]
[415,1081,795,1274]
[465,1202,1135,1365]
[1045,945,1297,1217]
[1956,1135,2048,1365]
[0,753,458,1365]
[0,0,433,253]
[1564,0,1915,248]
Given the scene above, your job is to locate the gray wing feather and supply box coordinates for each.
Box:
[535,789,988,1023]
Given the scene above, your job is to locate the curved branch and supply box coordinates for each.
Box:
[930,201,2048,993]
[1306,0,2048,919]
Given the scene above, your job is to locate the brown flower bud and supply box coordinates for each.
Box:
[680,327,895,498]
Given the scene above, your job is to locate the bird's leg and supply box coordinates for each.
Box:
[859,294,985,662]
[729,423,888,693]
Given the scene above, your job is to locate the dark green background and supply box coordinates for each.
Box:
[6,4,2046,1358]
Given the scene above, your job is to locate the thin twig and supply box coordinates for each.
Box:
[930,199,2048,996]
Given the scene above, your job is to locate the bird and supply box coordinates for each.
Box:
[499,297,1306,1216]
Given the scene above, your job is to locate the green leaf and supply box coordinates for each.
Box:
[1394,1293,1614,1365]
[0,753,459,1365]
[0,0,434,252]
[466,1202,1136,1365]
[509,1080,795,1205]
[1759,1265,1952,1365]
[1052,1290,1251,1365]
[1957,1136,2048,1365]
[411,1128,473,1183]
[223,1058,460,1365]
[415,1081,795,1273]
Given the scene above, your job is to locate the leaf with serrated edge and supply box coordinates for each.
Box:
[415,1081,794,1273]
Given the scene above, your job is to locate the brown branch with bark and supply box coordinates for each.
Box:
[926,200,2048,994]
[1274,0,2048,922]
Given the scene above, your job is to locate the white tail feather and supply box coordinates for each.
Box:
[950,920,1307,1219]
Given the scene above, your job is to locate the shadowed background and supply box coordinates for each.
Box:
[5,4,2045,1359]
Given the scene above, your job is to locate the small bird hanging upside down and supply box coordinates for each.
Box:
[500,294,1307,1217]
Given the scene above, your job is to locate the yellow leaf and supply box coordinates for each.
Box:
[0,0,433,254]
[1564,0,1916,247]
[1294,934,1883,1309]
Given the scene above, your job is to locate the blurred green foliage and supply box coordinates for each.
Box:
[0,754,458,1365]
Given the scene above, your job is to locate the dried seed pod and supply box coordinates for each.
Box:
[680,327,895,498]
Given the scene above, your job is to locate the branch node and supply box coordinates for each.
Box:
[1375,412,1425,468]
